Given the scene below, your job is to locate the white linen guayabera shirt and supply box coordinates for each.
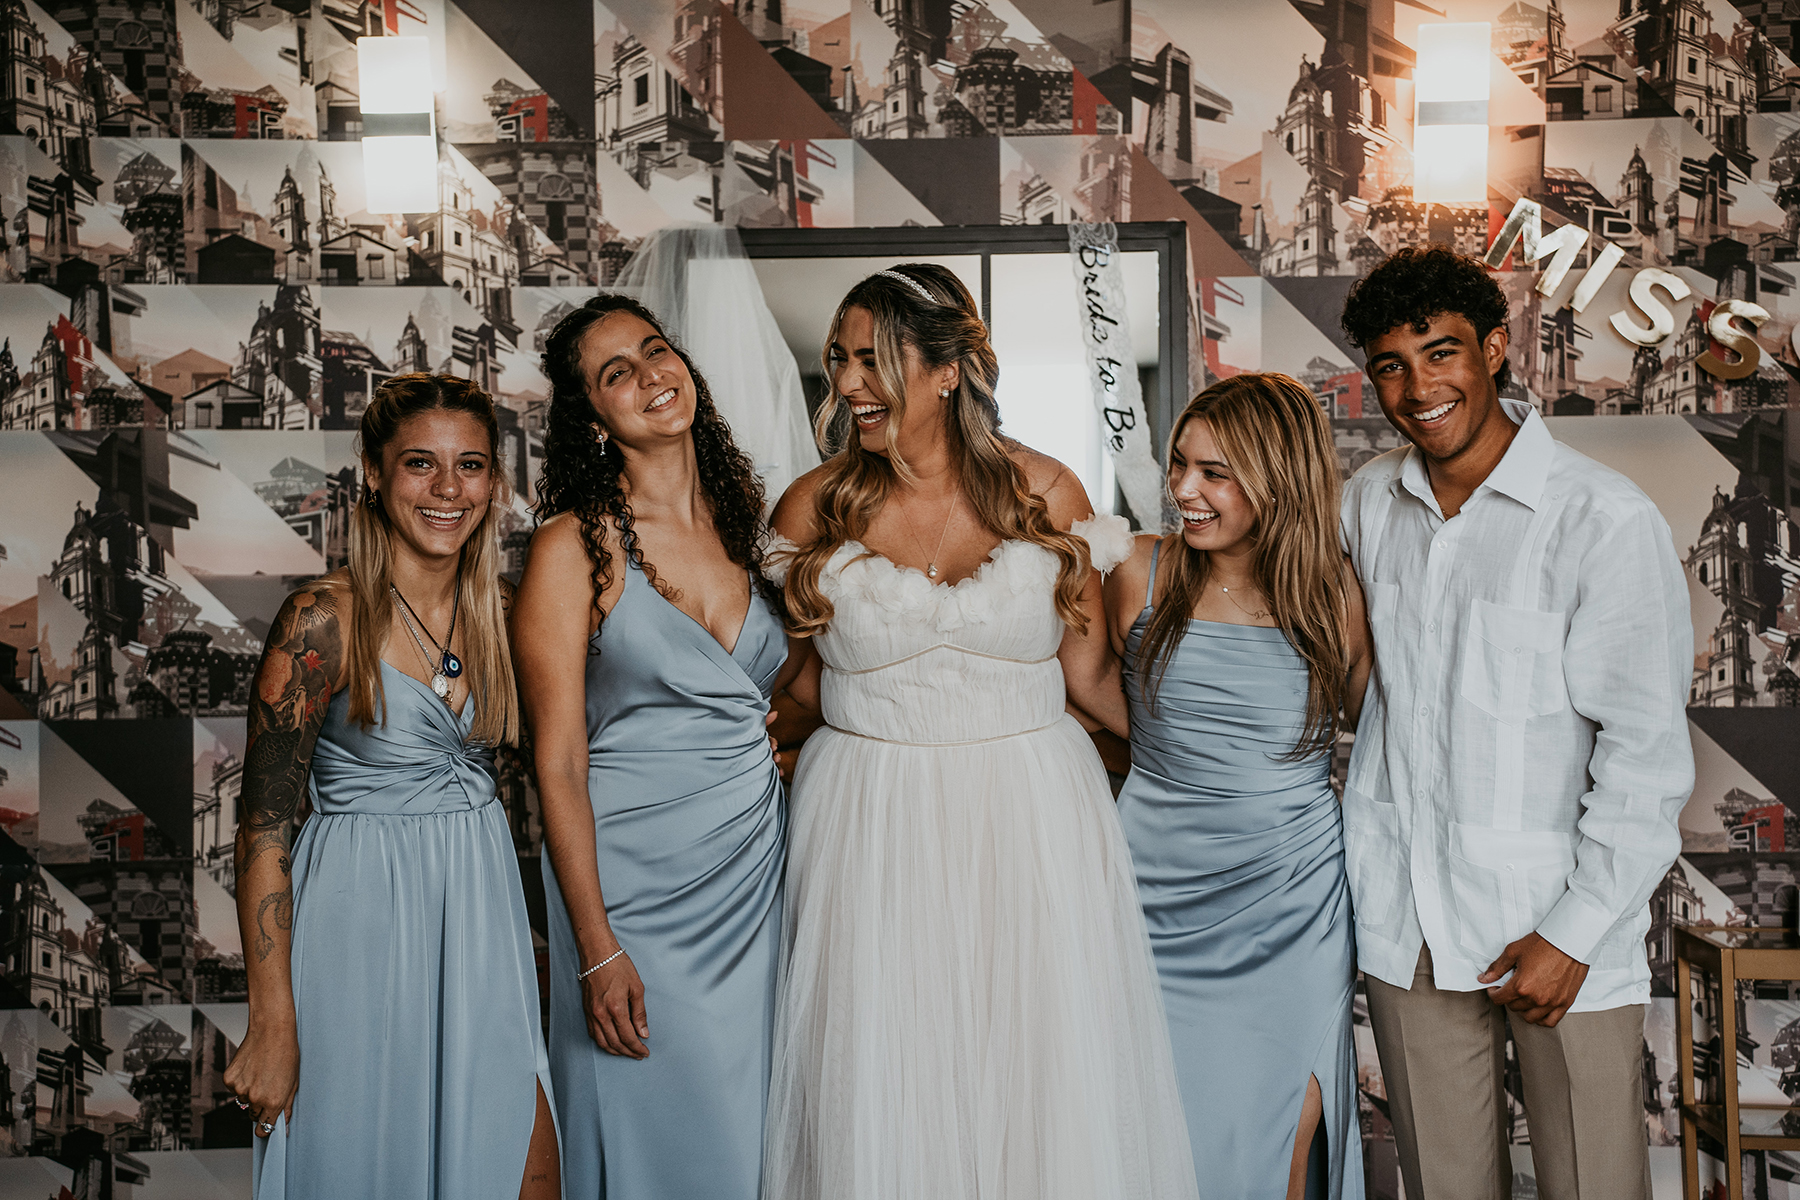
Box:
[1340,399,1693,1012]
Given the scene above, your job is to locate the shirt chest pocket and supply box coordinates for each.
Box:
[1458,600,1568,725]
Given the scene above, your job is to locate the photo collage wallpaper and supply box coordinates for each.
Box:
[0,0,1795,1196]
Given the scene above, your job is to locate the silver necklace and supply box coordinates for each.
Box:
[900,490,961,580]
[390,584,461,700]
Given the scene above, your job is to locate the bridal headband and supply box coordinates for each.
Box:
[874,269,936,304]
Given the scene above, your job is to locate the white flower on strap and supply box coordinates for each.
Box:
[1071,514,1134,574]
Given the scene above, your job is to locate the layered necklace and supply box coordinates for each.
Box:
[391,580,463,701]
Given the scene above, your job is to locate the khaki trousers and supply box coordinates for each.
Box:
[1365,946,1650,1200]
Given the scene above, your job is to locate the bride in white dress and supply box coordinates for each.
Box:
[763,264,1200,1200]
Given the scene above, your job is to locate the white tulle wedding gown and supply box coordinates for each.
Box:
[763,515,1200,1200]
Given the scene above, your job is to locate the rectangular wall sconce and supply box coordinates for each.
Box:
[1413,23,1491,204]
[358,36,437,214]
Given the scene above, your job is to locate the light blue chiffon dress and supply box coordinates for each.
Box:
[1117,543,1364,1200]
[253,661,553,1200]
[543,556,786,1199]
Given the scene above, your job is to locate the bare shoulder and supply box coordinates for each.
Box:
[528,510,608,565]
[516,514,619,614]
[260,569,348,691]
[1105,533,1159,602]
[1127,531,1161,572]
[1008,443,1091,528]
[771,461,831,543]
[278,569,348,640]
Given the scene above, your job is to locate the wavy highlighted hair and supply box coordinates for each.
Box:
[1140,372,1347,757]
[781,263,1093,635]
[348,372,519,747]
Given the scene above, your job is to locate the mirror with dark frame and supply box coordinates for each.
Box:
[738,223,1189,528]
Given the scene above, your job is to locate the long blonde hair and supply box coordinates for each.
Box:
[347,372,520,746]
[1140,373,1346,757]
[783,263,1092,635]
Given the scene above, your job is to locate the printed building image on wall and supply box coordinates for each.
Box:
[0,0,1786,1192]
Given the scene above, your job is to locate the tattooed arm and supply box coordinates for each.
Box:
[223,578,345,1138]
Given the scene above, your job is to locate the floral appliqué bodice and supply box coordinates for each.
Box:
[767,515,1132,746]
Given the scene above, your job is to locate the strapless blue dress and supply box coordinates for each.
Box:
[1117,543,1364,1200]
[253,661,553,1200]
[543,556,786,1199]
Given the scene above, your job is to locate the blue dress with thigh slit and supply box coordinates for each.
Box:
[543,555,787,1199]
[253,661,553,1200]
[1117,542,1364,1200]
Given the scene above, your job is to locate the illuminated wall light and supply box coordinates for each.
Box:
[357,36,437,214]
[1414,23,1491,204]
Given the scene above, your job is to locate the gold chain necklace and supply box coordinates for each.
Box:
[1219,582,1270,621]
[899,489,960,580]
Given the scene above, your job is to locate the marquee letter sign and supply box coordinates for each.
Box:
[1484,197,1772,381]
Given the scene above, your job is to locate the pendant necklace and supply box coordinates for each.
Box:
[391,580,462,700]
[901,489,960,580]
[1219,582,1270,621]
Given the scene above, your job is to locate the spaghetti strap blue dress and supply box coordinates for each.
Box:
[253,661,553,1200]
[542,556,787,1199]
[1117,542,1364,1200]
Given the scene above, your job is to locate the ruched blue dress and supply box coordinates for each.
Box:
[253,661,553,1200]
[543,556,786,1199]
[1117,543,1363,1200]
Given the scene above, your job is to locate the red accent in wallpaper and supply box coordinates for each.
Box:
[1072,71,1103,137]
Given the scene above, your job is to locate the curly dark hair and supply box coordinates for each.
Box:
[1341,244,1513,390]
[535,293,784,632]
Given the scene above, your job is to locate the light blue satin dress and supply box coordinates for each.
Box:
[253,661,553,1200]
[1117,544,1364,1200]
[543,556,786,1199]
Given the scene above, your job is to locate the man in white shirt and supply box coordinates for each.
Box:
[1338,246,1693,1199]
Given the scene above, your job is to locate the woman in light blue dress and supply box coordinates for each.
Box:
[1103,374,1374,1200]
[514,295,811,1198]
[227,373,559,1200]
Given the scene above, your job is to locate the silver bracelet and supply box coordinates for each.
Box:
[577,948,626,980]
